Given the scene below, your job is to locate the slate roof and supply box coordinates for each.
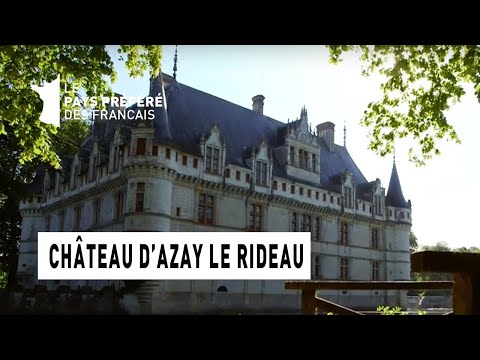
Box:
[166,79,284,167]
[27,73,409,209]
[386,162,410,208]
[164,79,369,193]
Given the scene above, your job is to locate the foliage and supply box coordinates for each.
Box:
[327,45,480,166]
[377,306,408,315]
[0,45,162,169]
[0,125,41,287]
[52,118,91,156]
[325,307,427,315]
[376,306,427,315]
[0,270,7,288]
[0,116,90,287]
[421,241,451,252]
[451,246,480,253]
[409,231,418,253]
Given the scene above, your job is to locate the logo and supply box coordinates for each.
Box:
[31,75,61,127]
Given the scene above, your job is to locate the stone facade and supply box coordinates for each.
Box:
[16,73,412,314]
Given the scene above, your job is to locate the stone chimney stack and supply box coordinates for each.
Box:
[252,95,265,115]
[317,122,335,152]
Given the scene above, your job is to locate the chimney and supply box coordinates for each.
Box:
[317,122,335,152]
[252,95,265,115]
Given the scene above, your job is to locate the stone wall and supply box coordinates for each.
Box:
[0,286,128,315]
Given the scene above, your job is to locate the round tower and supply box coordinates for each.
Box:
[123,73,176,232]
[17,195,45,289]
[385,159,412,308]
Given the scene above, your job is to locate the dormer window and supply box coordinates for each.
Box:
[298,149,309,170]
[136,138,146,155]
[205,145,220,175]
[374,195,383,215]
[289,146,295,165]
[72,164,80,189]
[44,173,50,192]
[343,186,353,208]
[91,154,100,182]
[255,160,268,186]
[113,146,122,171]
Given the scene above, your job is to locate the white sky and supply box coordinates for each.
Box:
[108,45,480,250]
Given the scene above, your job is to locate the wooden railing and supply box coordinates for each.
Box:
[286,251,480,315]
[286,280,453,315]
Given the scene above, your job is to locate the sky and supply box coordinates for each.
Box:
[107,45,480,250]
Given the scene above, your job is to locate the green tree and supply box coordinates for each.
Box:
[421,241,451,252]
[0,125,41,287]
[0,45,162,169]
[52,118,91,156]
[327,45,480,166]
[454,246,480,253]
[409,231,418,253]
[0,117,91,287]
[0,270,7,288]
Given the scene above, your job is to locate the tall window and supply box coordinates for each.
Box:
[344,186,353,208]
[374,195,382,215]
[340,221,349,245]
[255,161,268,186]
[306,214,311,232]
[90,155,100,181]
[136,138,146,155]
[135,182,145,213]
[59,211,65,232]
[113,146,122,171]
[314,217,321,241]
[74,205,82,231]
[152,145,158,156]
[166,148,171,159]
[115,191,124,221]
[205,146,220,174]
[299,149,309,170]
[72,164,79,189]
[371,261,380,281]
[93,198,101,226]
[313,255,321,279]
[249,204,262,231]
[301,214,311,232]
[291,212,297,232]
[289,146,295,166]
[312,154,317,172]
[198,194,214,225]
[340,257,349,280]
[371,228,379,249]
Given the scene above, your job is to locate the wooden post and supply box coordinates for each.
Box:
[301,290,316,315]
[411,251,480,315]
[453,272,480,315]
